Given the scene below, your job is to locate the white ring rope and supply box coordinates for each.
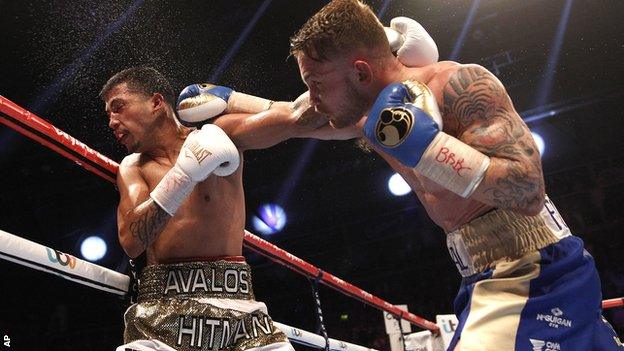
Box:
[0,229,129,295]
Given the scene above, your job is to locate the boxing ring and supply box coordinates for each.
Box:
[0,95,622,350]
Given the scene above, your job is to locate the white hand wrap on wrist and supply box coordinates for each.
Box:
[227,91,273,114]
[149,166,196,216]
[414,132,490,198]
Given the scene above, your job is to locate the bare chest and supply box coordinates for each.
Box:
[142,161,217,204]
[138,158,246,263]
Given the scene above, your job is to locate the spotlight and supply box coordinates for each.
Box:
[531,132,545,156]
[80,236,107,261]
[388,173,411,196]
[252,203,287,235]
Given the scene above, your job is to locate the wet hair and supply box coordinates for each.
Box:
[289,0,390,61]
[99,66,176,108]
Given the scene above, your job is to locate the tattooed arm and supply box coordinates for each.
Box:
[117,155,170,258]
[441,64,545,215]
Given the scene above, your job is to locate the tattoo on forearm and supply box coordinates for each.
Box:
[443,66,545,211]
[486,163,544,210]
[469,113,524,156]
[129,202,169,248]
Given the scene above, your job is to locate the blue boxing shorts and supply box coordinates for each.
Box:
[446,197,623,350]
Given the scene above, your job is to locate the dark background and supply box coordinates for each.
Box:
[1,0,623,349]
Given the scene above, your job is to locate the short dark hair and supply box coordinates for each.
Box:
[99,66,175,108]
[290,0,389,61]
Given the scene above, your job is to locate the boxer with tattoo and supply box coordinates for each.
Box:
[102,66,325,351]
[286,1,623,350]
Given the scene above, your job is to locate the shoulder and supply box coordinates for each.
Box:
[431,62,501,89]
[119,153,142,169]
[118,153,147,181]
[435,64,516,132]
[433,62,509,110]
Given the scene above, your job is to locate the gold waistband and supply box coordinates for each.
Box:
[447,199,571,276]
[138,260,254,302]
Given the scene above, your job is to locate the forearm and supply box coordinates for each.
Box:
[295,123,363,140]
[230,91,326,131]
[225,91,273,114]
[469,157,545,215]
[216,103,328,150]
[226,108,321,150]
[410,131,545,215]
[120,199,170,258]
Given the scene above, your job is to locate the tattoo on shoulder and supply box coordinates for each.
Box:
[443,66,531,157]
[443,66,506,127]
[129,202,169,249]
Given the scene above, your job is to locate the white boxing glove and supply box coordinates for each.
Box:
[385,16,439,67]
[150,124,240,215]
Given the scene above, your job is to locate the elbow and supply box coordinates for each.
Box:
[125,247,144,260]
[124,245,144,260]
[519,190,546,217]
[119,232,144,259]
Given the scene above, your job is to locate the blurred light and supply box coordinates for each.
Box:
[252,204,287,235]
[534,0,574,107]
[376,0,393,19]
[209,0,272,82]
[340,314,349,321]
[276,140,318,207]
[388,173,411,196]
[450,0,481,61]
[80,236,107,261]
[531,132,545,156]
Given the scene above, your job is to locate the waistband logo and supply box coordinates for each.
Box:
[164,268,250,295]
[544,197,569,232]
[177,314,273,349]
[448,240,468,272]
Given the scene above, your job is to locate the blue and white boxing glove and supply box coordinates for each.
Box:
[364,80,490,198]
[177,83,273,125]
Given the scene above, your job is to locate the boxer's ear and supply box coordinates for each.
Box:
[353,60,372,85]
[150,93,166,113]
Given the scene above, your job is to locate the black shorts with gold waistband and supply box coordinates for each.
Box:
[118,258,293,351]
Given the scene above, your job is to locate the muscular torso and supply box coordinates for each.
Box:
[135,152,245,265]
[373,62,493,232]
